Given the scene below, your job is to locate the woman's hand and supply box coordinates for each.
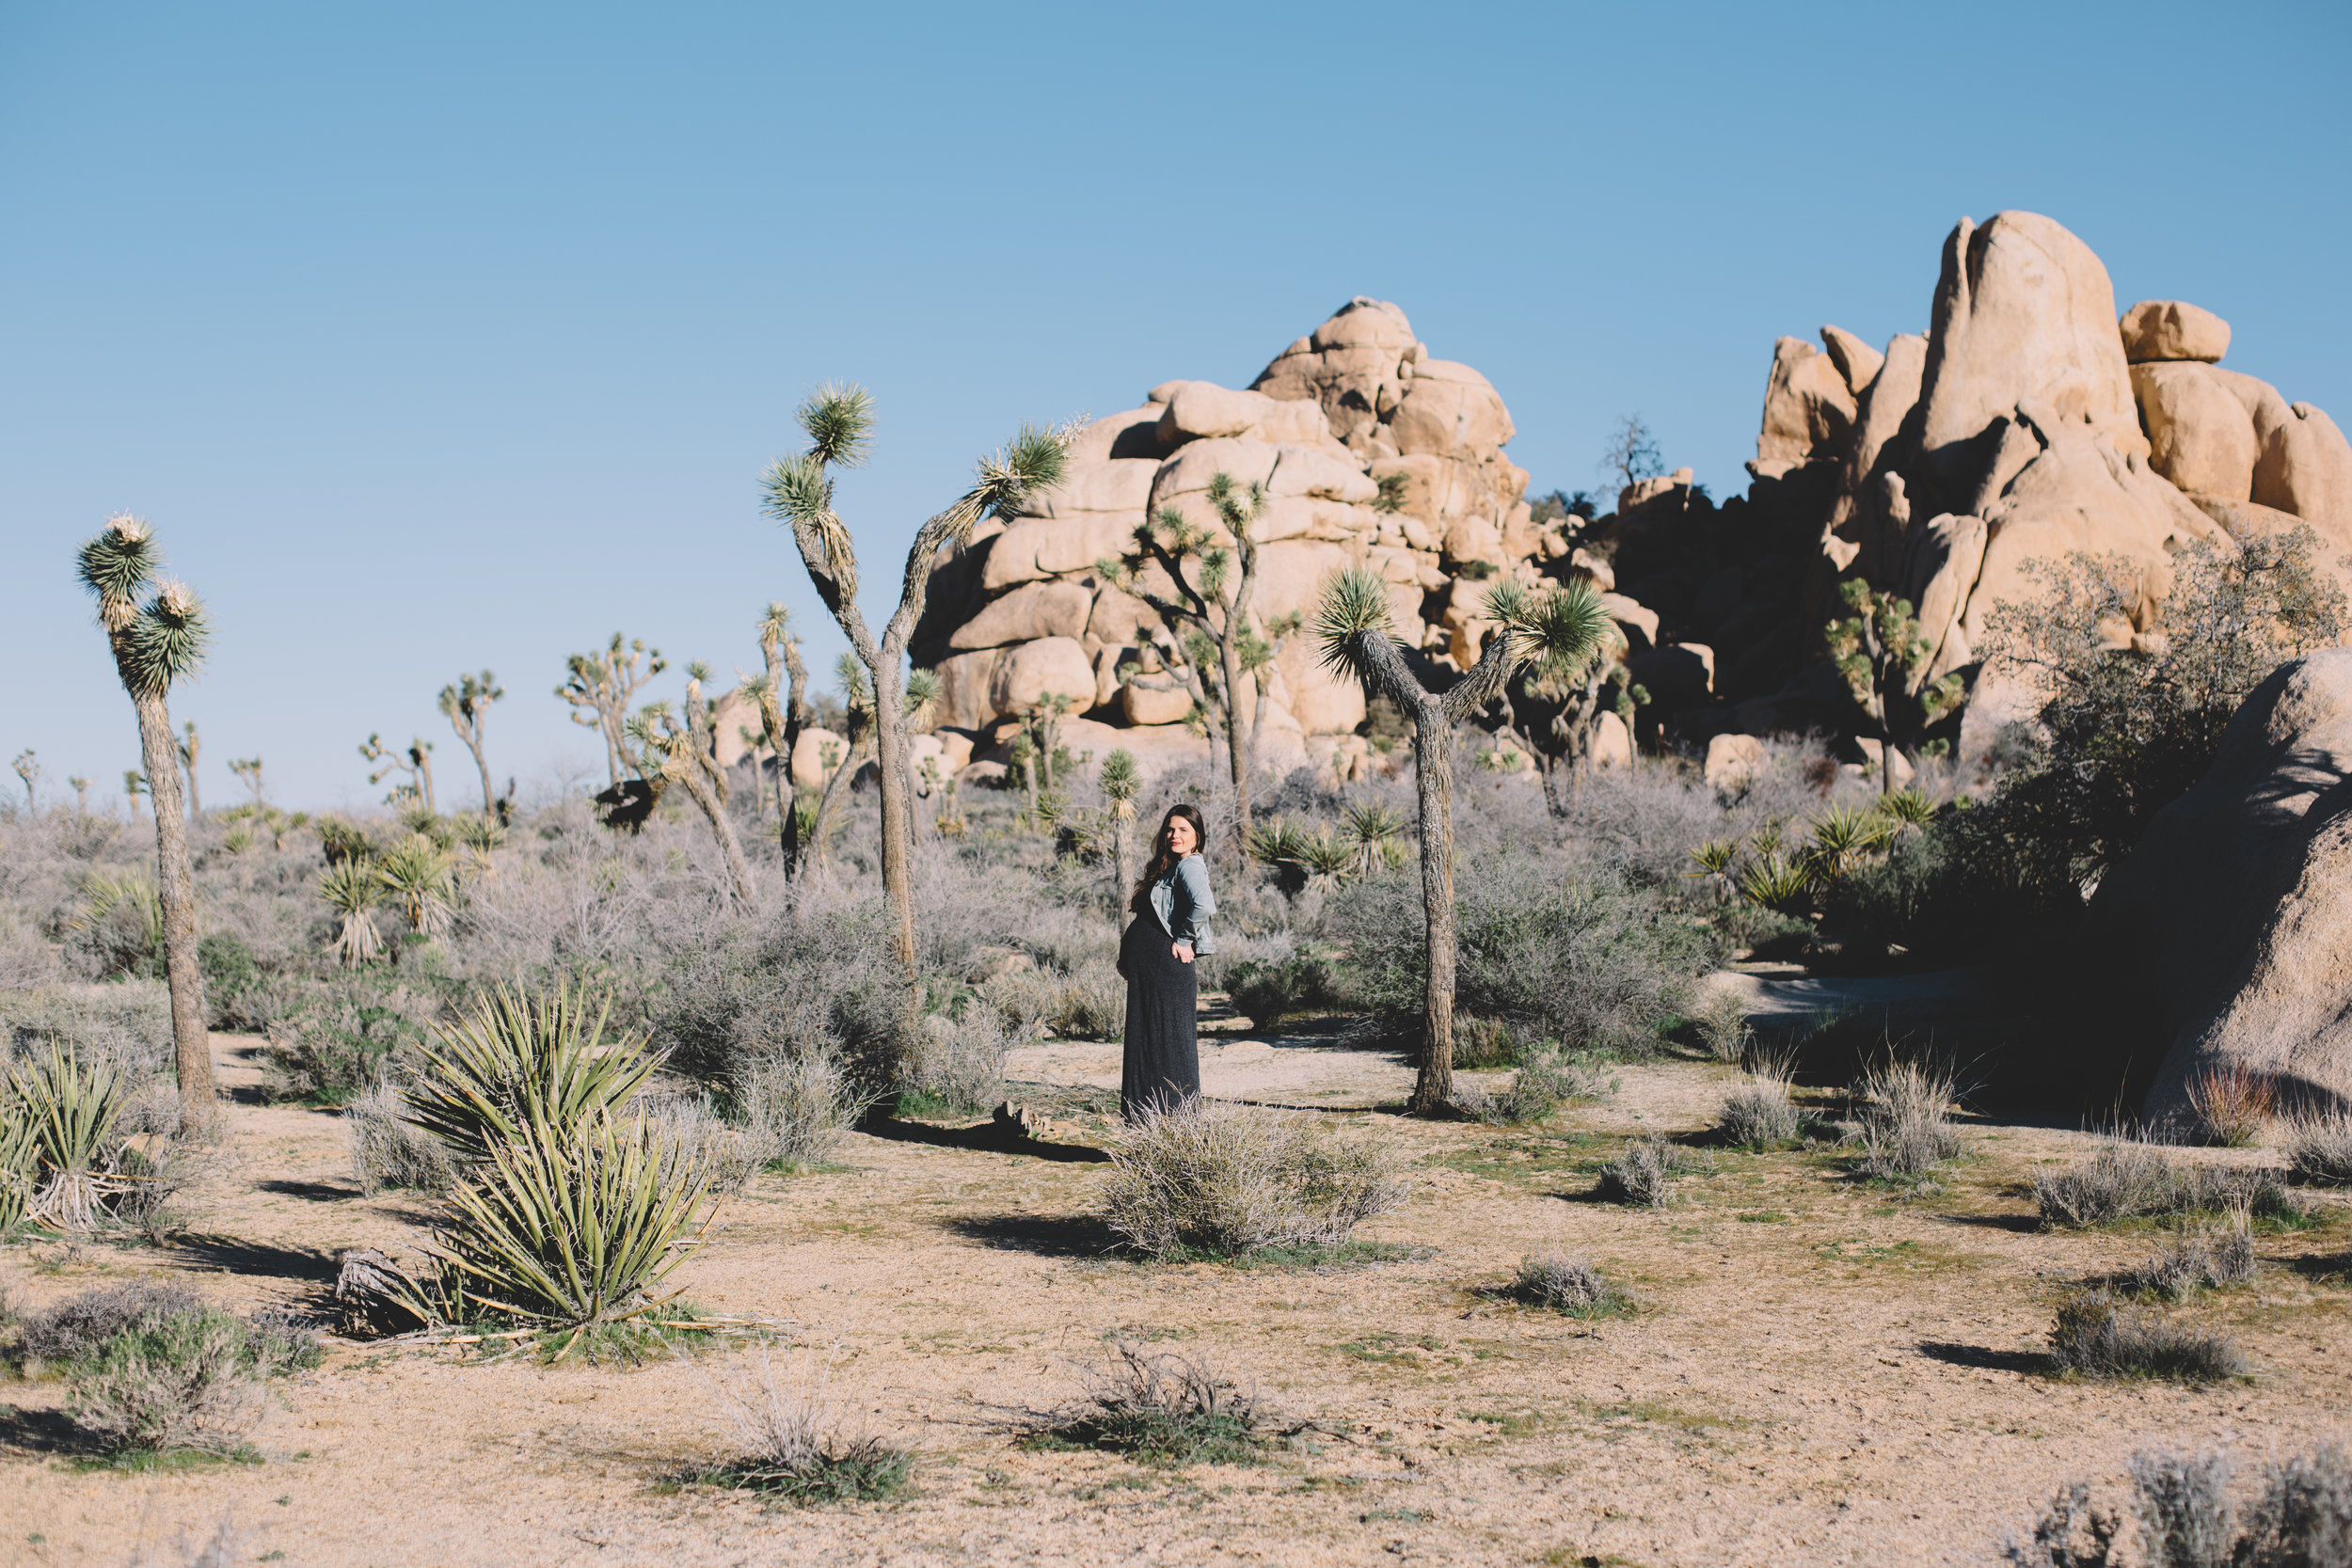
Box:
[1172,942,1194,964]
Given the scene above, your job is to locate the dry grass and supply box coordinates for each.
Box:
[1849,1057,1962,1179]
[1510,1253,1634,1318]
[2118,1220,2257,1302]
[2047,1291,2247,1384]
[1717,1053,1801,1148]
[2189,1065,2278,1148]
[1596,1135,1698,1207]
[1100,1101,1408,1259]
[1031,1342,1267,1466]
[2285,1109,2352,1187]
[2034,1141,2290,1228]
[692,1341,914,1505]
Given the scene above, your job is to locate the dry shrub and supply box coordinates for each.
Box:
[2120,1220,2256,1302]
[1101,1101,1408,1259]
[1048,971,1125,1042]
[1850,1057,1961,1178]
[2004,1442,2352,1567]
[1455,1047,1613,1126]
[1717,1054,1801,1148]
[1510,1253,1632,1317]
[639,1090,765,1196]
[2189,1065,2278,1148]
[905,1012,1012,1116]
[2286,1109,2352,1187]
[696,1341,912,1505]
[19,1279,207,1364]
[1597,1135,1699,1207]
[2048,1291,2246,1384]
[2034,1142,2290,1228]
[68,1306,267,1455]
[1694,990,1752,1063]
[734,1050,866,1167]
[1037,1342,1265,1466]
[346,1081,453,1195]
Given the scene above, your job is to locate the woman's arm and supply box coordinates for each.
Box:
[1171,855,1216,948]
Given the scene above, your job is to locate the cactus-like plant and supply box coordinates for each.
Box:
[1101,748,1140,910]
[558,635,665,789]
[764,386,1071,993]
[228,756,264,803]
[747,603,812,874]
[317,860,388,967]
[68,776,90,818]
[437,670,503,814]
[359,734,437,814]
[1826,578,1963,796]
[75,515,215,1117]
[10,749,37,811]
[1314,568,1612,1115]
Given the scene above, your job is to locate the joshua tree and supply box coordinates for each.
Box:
[360,734,437,814]
[175,722,200,816]
[1825,578,1963,795]
[68,775,90,817]
[1099,470,1301,843]
[741,602,813,875]
[643,663,755,905]
[123,770,146,818]
[761,383,1068,986]
[9,750,36,810]
[437,670,503,814]
[558,634,666,789]
[75,514,215,1117]
[1483,585,1641,815]
[1100,748,1140,921]
[228,756,264,803]
[1314,566,1612,1115]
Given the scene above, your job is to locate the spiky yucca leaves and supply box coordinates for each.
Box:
[376,835,458,935]
[8,1046,129,1232]
[1101,748,1141,900]
[1806,803,1895,882]
[419,1110,715,1338]
[405,983,664,1170]
[1877,787,1936,828]
[1738,851,1815,915]
[1313,566,1615,1115]
[0,1108,38,1232]
[316,861,388,967]
[1343,802,1405,878]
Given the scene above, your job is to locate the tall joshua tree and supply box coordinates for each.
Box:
[761,384,1069,983]
[75,515,216,1117]
[228,756,264,803]
[123,770,147,818]
[558,634,665,789]
[360,734,437,813]
[1314,566,1611,1115]
[745,602,811,872]
[69,776,91,817]
[9,750,36,811]
[437,670,503,813]
[634,668,755,906]
[1099,471,1301,843]
[175,722,200,816]
[1100,748,1140,927]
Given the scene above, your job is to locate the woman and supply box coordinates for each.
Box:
[1118,803,1216,1123]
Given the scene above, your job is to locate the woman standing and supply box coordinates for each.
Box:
[1118,803,1216,1122]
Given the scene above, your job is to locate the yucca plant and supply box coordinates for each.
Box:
[416,1111,716,1342]
[1805,804,1894,882]
[1315,568,1613,1114]
[316,861,388,967]
[0,1106,40,1232]
[404,983,665,1169]
[8,1046,129,1232]
[75,513,215,1116]
[1737,852,1816,916]
[1342,801,1405,878]
[376,835,458,935]
[1876,787,1936,829]
[1687,838,1740,905]
[1246,817,1308,867]
[1292,827,1356,891]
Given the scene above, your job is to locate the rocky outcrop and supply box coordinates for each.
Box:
[2091,650,2352,1119]
[911,297,1565,775]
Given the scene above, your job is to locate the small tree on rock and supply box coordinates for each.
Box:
[1314,567,1613,1114]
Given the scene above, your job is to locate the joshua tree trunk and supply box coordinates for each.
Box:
[466,740,493,814]
[135,693,214,1118]
[667,750,754,904]
[1405,708,1458,1113]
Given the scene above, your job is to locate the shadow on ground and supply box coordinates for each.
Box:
[946,1213,1123,1259]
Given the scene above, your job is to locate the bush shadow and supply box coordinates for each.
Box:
[168,1233,342,1283]
[0,1403,104,1458]
[946,1213,1123,1259]
[1916,1340,2054,1375]
[860,1116,1109,1164]
[257,1180,361,1202]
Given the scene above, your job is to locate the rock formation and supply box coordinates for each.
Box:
[910,298,1577,776]
[2090,650,2352,1118]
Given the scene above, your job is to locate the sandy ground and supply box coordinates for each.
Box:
[2,1022,2347,1568]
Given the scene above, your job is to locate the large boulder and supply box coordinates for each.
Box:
[1756,336,1858,472]
[1916,212,2147,478]
[949,578,1094,649]
[2131,361,2259,500]
[2120,300,2230,365]
[990,638,1097,719]
[2252,402,2352,549]
[2092,651,2352,1119]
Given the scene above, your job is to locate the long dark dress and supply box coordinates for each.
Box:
[1119,911,1199,1122]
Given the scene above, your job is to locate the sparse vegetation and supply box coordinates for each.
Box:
[1848,1057,1962,1180]
[1717,1057,1802,1148]
[2287,1109,2352,1186]
[1510,1253,1634,1318]
[2035,1142,2293,1228]
[2047,1291,2247,1383]
[1597,1135,1697,1207]
[2004,1442,2352,1567]
[692,1342,914,1505]
[1031,1342,1267,1466]
[2118,1222,2256,1302]
[1100,1101,1408,1260]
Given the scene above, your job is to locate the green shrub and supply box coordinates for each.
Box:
[1101,1101,1407,1260]
[2047,1291,2246,1383]
[68,1307,264,1457]
[1455,1045,1613,1125]
[1033,1342,1265,1466]
[1224,954,1341,1028]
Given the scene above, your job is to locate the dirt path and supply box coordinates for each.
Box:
[2,1032,2346,1566]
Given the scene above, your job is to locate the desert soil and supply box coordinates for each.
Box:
[3,1021,2346,1568]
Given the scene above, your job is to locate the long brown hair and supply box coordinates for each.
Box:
[1130,803,1207,916]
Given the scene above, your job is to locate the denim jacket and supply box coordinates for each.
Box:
[1149,854,1217,955]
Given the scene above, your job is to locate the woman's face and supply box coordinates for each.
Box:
[1166,815,1199,857]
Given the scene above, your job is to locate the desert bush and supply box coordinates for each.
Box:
[1849,1058,1961,1179]
[733,1050,866,1167]
[1454,1045,1613,1126]
[2047,1291,2246,1383]
[695,1341,913,1505]
[0,982,172,1081]
[651,908,908,1089]
[2120,1222,2256,1302]
[69,1306,266,1456]
[2287,1109,2352,1186]
[18,1278,208,1363]
[1101,1101,1408,1259]
[1510,1253,1632,1317]
[1693,990,1751,1063]
[1327,852,1714,1057]
[1036,1341,1265,1466]
[1224,954,1342,1028]
[1717,1058,1802,1148]
[1047,969,1124,1042]
[1597,1135,1698,1207]
[346,1080,455,1194]
[2188,1064,2277,1148]
[639,1089,764,1196]
[2034,1142,2291,1228]
[2004,1443,2352,1568]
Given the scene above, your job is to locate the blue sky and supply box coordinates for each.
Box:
[5,1,2346,811]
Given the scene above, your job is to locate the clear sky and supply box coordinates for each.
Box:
[5,1,2346,812]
